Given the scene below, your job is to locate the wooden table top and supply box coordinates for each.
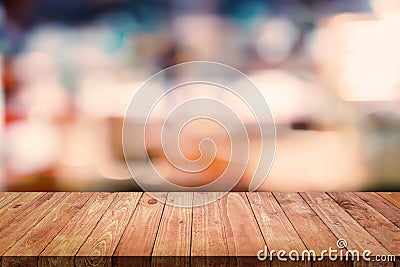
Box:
[0,192,399,266]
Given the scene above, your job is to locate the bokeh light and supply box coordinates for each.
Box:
[0,0,399,191]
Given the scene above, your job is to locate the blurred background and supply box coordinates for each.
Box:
[0,0,399,191]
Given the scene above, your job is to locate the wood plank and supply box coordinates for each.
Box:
[40,193,116,254]
[300,193,389,255]
[377,193,400,209]
[0,192,395,266]
[218,192,266,266]
[152,192,193,267]
[113,192,167,267]
[0,193,23,209]
[329,192,400,255]
[353,259,395,267]
[39,193,116,267]
[0,192,67,255]
[273,192,340,254]
[247,192,307,252]
[355,192,400,228]
[75,192,142,267]
[39,256,74,267]
[247,192,309,267]
[273,192,351,267]
[38,195,116,266]
[1,256,37,267]
[191,192,229,267]
[0,192,46,229]
[5,192,93,256]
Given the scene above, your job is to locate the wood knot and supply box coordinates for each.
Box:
[147,199,157,205]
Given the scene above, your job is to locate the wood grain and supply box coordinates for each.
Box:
[41,193,116,255]
[0,192,45,229]
[353,259,395,267]
[0,193,23,209]
[113,192,167,267]
[355,192,400,228]
[152,192,193,267]
[300,192,389,255]
[0,192,397,266]
[273,192,339,254]
[75,192,142,267]
[275,193,352,267]
[247,192,309,267]
[5,192,92,256]
[248,192,306,252]
[377,192,400,209]
[191,192,229,267]
[219,192,267,266]
[0,192,67,255]
[329,192,400,255]
[2,256,37,267]
[39,193,116,267]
